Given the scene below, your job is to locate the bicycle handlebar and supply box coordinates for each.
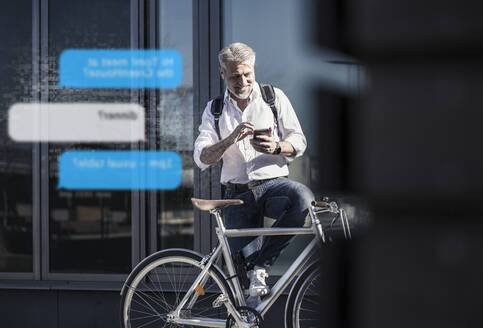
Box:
[311,200,328,207]
[311,199,340,214]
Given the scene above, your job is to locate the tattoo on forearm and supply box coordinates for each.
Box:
[200,138,233,165]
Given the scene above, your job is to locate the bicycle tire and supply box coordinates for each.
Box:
[120,248,235,328]
[284,261,321,328]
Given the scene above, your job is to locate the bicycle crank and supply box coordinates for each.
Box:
[225,306,264,328]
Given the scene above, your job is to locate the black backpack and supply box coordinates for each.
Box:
[210,83,279,140]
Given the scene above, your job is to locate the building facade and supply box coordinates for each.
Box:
[0,1,362,326]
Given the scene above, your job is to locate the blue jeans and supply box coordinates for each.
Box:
[224,177,314,269]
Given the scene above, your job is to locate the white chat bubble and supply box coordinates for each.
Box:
[8,103,145,142]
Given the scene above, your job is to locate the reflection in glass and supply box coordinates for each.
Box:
[50,190,131,273]
[157,0,194,250]
[48,0,132,273]
[0,0,33,273]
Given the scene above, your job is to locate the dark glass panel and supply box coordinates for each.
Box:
[157,0,194,250]
[48,0,132,273]
[0,0,33,273]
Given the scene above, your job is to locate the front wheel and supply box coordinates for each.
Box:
[120,249,235,328]
[285,261,321,328]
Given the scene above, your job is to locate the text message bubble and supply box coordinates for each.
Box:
[58,151,182,190]
[59,49,182,88]
[8,103,144,142]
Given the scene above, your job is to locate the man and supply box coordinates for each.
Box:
[194,42,314,297]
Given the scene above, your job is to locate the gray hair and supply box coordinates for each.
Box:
[218,42,256,69]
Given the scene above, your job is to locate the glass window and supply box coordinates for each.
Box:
[48,0,132,274]
[0,0,33,273]
[157,0,194,250]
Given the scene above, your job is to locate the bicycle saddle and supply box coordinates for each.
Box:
[191,198,243,211]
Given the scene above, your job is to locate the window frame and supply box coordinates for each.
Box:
[0,0,37,281]
[192,0,224,255]
[0,0,224,284]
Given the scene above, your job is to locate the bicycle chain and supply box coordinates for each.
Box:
[225,306,264,328]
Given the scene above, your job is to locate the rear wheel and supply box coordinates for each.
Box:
[285,262,321,328]
[120,249,234,328]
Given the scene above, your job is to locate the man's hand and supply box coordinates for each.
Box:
[250,128,278,154]
[228,122,255,144]
[200,122,255,165]
[250,128,297,156]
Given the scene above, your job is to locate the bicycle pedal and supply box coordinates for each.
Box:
[212,294,228,308]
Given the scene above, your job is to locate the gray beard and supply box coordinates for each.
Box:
[229,87,253,100]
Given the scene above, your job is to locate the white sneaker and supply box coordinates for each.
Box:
[248,267,270,297]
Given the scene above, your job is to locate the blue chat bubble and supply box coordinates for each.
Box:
[59,49,182,89]
[58,151,182,190]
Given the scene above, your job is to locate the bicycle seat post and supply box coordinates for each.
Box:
[209,207,226,232]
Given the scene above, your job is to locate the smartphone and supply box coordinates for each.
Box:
[253,128,271,140]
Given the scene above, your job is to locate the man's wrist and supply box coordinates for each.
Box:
[273,141,282,155]
[273,141,297,157]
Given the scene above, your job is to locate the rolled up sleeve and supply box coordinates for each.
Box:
[275,89,307,163]
[193,101,220,170]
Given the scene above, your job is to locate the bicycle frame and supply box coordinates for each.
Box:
[170,205,331,328]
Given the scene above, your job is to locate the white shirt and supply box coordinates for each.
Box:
[194,82,307,184]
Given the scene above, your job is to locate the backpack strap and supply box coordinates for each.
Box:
[210,96,224,140]
[259,83,279,128]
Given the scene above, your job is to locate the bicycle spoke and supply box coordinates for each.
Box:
[139,279,173,311]
[287,265,322,328]
[169,263,181,305]
[135,286,171,310]
[127,282,171,310]
[299,307,319,314]
[135,315,165,328]
[174,262,186,295]
[131,289,164,316]
[301,297,319,306]
[147,272,173,312]
[131,313,167,321]
[131,295,170,315]
[123,254,231,328]
[161,264,179,303]
[130,308,165,318]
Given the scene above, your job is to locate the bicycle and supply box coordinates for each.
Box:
[120,196,351,328]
